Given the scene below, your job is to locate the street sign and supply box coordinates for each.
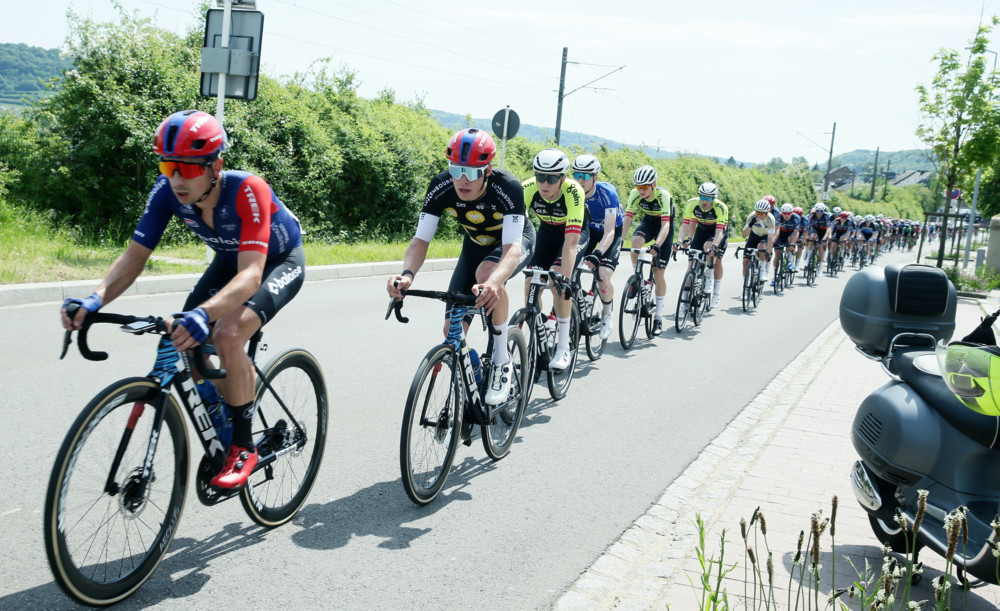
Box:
[492,108,520,140]
[950,188,961,200]
[200,8,264,101]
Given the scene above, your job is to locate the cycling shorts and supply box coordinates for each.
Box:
[690,224,728,257]
[183,244,305,326]
[586,225,623,270]
[632,215,673,268]
[528,223,590,272]
[743,232,770,256]
[448,222,536,294]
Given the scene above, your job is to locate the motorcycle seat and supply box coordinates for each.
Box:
[895,348,1000,449]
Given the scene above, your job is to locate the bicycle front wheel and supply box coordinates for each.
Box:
[618,275,641,350]
[674,270,694,332]
[584,292,607,360]
[399,345,461,505]
[547,300,580,401]
[482,327,528,460]
[241,349,328,527]
[44,377,188,607]
[742,268,752,312]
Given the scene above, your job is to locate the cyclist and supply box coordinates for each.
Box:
[791,205,806,270]
[622,165,674,336]
[61,110,306,489]
[523,148,588,369]
[857,213,880,260]
[762,195,778,222]
[674,182,728,310]
[828,210,854,268]
[573,154,623,340]
[387,128,535,407]
[801,203,833,275]
[741,198,775,283]
[771,203,801,284]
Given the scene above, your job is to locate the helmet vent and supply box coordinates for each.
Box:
[857,412,882,446]
[165,125,179,154]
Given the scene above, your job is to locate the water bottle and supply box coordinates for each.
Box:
[545,311,557,349]
[196,379,232,447]
[469,348,483,385]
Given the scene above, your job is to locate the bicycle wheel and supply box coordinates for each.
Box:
[752,266,761,308]
[510,308,539,407]
[482,327,528,460]
[582,291,607,360]
[399,344,461,505]
[691,274,705,326]
[741,266,752,312]
[241,349,328,527]
[674,270,695,332]
[44,377,188,606]
[547,300,580,401]
[618,275,641,350]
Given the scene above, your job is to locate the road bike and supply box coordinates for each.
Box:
[570,254,608,361]
[674,247,713,332]
[45,307,327,606]
[389,290,527,505]
[735,246,767,312]
[510,268,579,401]
[618,247,658,350]
[826,241,840,277]
[802,238,821,286]
[772,243,796,295]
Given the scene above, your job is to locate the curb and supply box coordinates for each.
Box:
[554,319,848,610]
[0,258,460,308]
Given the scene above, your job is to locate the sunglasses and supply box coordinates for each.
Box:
[636,183,654,190]
[699,196,714,202]
[159,159,213,179]
[535,173,563,185]
[573,172,594,181]
[448,163,486,181]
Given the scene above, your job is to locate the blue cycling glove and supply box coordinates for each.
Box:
[176,307,212,344]
[63,292,103,314]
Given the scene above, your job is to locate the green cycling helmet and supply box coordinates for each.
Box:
[936,340,1000,417]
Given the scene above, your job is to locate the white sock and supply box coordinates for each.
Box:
[601,299,613,316]
[655,296,665,318]
[713,279,722,297]
[492,321,509,365]
[556,316,570,352]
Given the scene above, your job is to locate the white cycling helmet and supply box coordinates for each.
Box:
[754,198,771,212]
[572,154,601,174]
[833,206,842,215]
[876,213,884,219]
[780,203,794,213]
[854,215,864,223]
[814,203,828,212]
[633,165,657,185]
[698,182,718,198]
[865,214,875,222]
[533,148,570,174]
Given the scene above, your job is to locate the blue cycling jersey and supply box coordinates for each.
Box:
[585,182,624,232]
[776,213,802,233]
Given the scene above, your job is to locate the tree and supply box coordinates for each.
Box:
[915,17,1000,267]
[725,156,736,167]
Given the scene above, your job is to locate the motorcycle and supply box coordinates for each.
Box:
[840,262,1000,585]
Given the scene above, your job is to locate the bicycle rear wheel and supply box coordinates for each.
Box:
[674,270,694,332]
[742,267,752,312]
[482,327,528,460]
[691,274,705,326]
[618,275,641,350]
[399,345,461,505]
[547,300,580,401]
[44,377,188,606]
[241,349,328,527]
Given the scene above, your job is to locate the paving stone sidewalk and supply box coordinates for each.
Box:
[556,296,1000,610]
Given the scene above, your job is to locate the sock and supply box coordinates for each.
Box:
[655,295,665,318]
[556,316,570,352]
[713,279,722,297]
[492,321,509,365]
[230,401,255,449]
[601,298,613,316]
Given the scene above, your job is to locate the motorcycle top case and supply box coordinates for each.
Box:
[840,263,956,356]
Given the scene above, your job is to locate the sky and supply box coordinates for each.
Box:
[2,0,998,165]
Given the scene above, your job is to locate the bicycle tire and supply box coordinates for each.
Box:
[482,327,528,460]
[44,377,188,607]
[510,308,539,406]
[547,300,580,401]
[399,344,461,505]
[583,291,607,360]
[618,275,641,350]
[691,270,705,326]
[674,270,695,332]
[752,266,761,308]
[742,265,752,312]
[241,349,328,527]
[643,283,655,339]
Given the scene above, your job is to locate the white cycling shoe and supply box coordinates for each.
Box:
[550,349,572,371]
[710,295,720,309]
[599,315,613,340]
[483,363,512,406]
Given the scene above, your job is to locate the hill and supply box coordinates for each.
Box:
[0,43,70,110]
[829,148,935,173]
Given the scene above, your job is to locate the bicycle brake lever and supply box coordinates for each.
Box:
[60,330,72,360]
[385,298,397,320]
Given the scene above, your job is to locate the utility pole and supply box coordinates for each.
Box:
[553,48,625,145]
[554,47,568,145]
[821,122,837,196]
[882,159,891,200]
[850,169,856,197]
[869,147,880,202]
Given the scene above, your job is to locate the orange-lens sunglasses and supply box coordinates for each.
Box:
[159,160,212,179]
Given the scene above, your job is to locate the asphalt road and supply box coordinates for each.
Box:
[0,248,919,609]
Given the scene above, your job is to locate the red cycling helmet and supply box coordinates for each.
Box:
[763,195,777,206]
[446,128,496,167]
[153,110,227,158]
[840,211,850,219]
[792,206,803,215]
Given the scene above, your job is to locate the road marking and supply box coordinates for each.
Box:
[1,508,21,517]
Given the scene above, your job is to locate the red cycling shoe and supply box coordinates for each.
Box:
[210,445,258,489]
